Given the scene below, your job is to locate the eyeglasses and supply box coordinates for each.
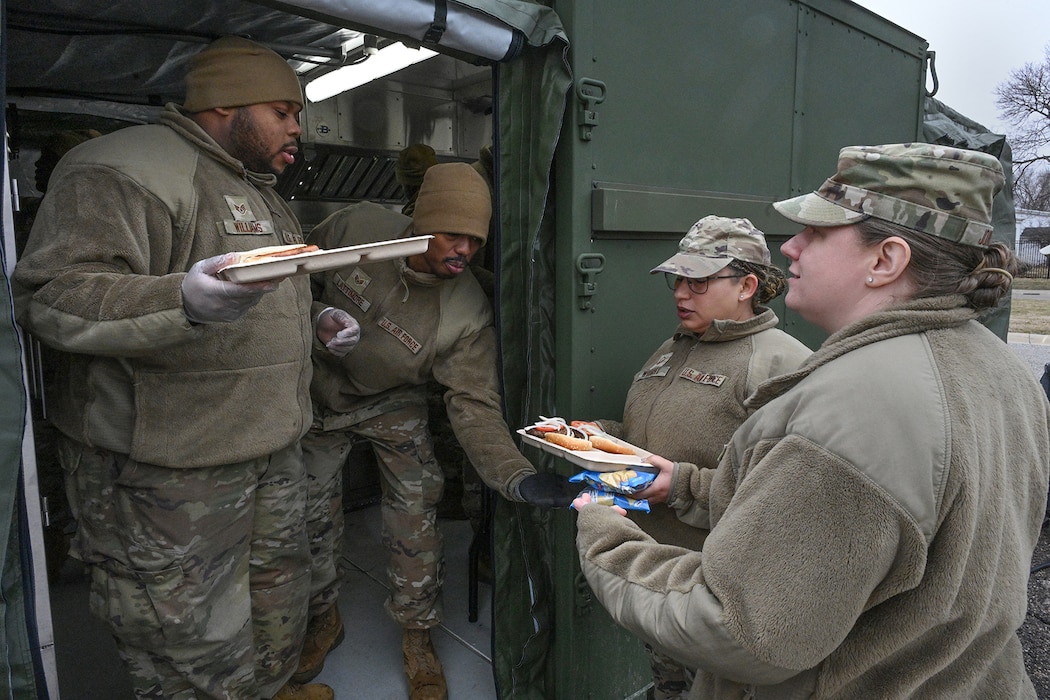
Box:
[664,272,744,295]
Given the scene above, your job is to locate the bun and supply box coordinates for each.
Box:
[588,436,635,455]
[545,432,593,451]
[236,244,319,264]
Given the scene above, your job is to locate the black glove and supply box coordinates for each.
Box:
[517,472,581,509]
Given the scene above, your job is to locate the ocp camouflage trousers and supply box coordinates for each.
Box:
[302,400,445,628]
[645,643,696,700]
[60,436,310,699]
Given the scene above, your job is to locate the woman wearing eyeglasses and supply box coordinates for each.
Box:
[583,215,811,699]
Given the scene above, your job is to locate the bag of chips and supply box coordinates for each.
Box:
[569,468,656,495]
[570,488,650,513]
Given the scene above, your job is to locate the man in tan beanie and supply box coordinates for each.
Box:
[298,162,575,698]
[12,35,357,700]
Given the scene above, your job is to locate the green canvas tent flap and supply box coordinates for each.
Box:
[923,95,1015,339]
[2,144,43,699]
[488,6,572,697]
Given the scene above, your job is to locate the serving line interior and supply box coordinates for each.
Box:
[50,501,496,698]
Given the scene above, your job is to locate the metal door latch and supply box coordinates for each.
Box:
[576,252,605,310]
[575,78,606,141]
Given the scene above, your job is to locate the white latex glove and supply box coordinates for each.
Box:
[316,306,361,356]
[181,253,280,324]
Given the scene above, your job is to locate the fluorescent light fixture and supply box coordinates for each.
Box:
[306,42,438,102]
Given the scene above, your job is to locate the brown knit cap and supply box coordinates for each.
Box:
[412,163,492,243]
[183,36,303,112]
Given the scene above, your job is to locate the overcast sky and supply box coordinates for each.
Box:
[851,0,1050,136]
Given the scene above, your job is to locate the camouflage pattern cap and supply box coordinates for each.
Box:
[651,216,772,278]
[773,143,1003,247]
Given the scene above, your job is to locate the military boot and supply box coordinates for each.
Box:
[292,604,346,684]
[402,628,447,700]
[272,680,335,700]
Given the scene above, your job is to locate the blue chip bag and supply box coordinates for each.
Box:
[571,488,650,513]
[569,469,656,495]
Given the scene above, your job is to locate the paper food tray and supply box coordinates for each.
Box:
[219,235,434,283]
[516,429,654,473]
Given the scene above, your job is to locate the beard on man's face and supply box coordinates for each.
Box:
[228,109,280,175]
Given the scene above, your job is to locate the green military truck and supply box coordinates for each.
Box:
[0,0,1013,697]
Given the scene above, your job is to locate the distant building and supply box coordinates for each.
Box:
[1016,209,1050,273]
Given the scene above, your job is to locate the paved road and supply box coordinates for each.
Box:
[1014,289,1050,302]
[1025,528,1050,697]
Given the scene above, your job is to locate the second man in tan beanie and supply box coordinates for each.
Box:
[411,162,491,243]
[298,160,576,699]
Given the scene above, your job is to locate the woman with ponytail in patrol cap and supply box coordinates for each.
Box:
[573,143,1049,698]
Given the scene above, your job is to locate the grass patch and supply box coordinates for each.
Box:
[1010,278,1050,335]
[1015,278,1050,291]
[1011,298,1050,335]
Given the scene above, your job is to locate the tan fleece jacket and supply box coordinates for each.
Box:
[600,310,811,549]
[577,296,1049,699]
[12,105,313,468]
[307,201,534,499]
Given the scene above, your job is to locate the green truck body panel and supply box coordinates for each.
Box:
[540,2,929,695]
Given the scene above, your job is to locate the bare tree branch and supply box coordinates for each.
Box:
[996,45,1050,210]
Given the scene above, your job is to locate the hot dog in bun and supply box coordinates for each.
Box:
[229,244,320,265]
